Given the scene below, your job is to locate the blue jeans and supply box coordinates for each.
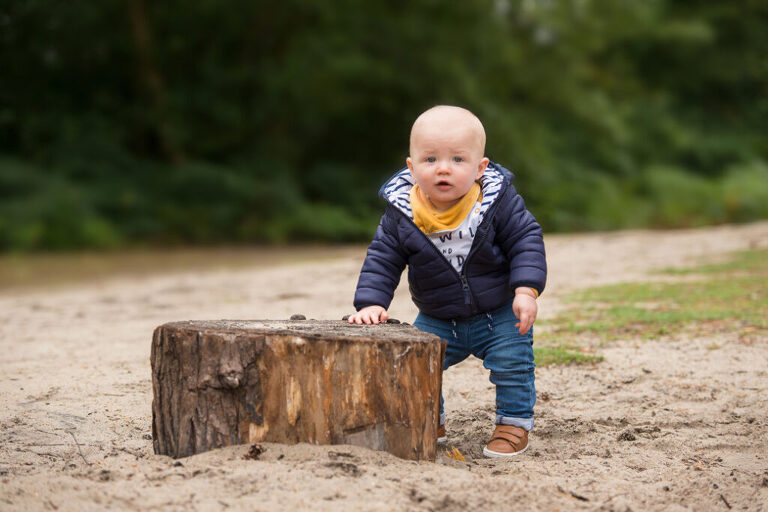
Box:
[414,298,536,431]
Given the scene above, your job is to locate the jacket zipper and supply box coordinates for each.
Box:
[459,274,472,305]
[384,179,509,313]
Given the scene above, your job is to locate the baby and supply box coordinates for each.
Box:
[348,105,547,457]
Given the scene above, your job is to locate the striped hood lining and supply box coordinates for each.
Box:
[380,162,508,220]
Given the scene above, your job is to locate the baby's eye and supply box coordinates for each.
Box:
[453,157,463,163]
[426,157,436,163]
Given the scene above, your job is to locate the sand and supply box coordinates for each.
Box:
[2,221,768,511]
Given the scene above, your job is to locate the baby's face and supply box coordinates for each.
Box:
[407,117,489,211]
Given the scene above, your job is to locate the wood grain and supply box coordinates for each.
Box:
[151,320,443,461]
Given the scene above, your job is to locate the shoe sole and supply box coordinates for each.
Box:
[483,444,529,458]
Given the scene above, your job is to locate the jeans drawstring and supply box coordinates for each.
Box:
[486,311,494,332]
[451,319,458,344]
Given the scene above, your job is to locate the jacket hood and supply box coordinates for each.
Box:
[379,161,513,220]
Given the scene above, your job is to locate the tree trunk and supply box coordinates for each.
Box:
[151,320,444,461]
[127,0,185,163]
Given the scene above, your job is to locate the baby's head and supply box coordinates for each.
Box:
[406,106,490,211]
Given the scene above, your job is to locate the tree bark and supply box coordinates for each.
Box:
[151,320,444,461]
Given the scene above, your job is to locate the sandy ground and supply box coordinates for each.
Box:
[2,221,768,511]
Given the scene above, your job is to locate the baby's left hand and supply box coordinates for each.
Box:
[513,288,538,335]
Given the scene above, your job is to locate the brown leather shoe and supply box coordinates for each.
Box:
[437,424,447,444]
[483,425,529,457]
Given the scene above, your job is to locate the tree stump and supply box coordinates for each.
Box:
[151,320,444,461]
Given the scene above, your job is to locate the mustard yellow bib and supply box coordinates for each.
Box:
[411,182,482,235]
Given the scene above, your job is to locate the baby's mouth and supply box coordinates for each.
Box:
[436,180,452,190]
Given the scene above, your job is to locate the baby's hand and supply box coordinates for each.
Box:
[348,305,389,325]
[513,288,538,335]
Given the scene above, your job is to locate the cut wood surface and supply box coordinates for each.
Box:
[151,319,444,461]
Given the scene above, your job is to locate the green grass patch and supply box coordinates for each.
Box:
[536,248,768,363]
[657,249,768,275]
[534,346,603,367]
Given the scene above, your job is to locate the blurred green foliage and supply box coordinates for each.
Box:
[1,0,767,250]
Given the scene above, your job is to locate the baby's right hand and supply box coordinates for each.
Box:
[348,305,389,325]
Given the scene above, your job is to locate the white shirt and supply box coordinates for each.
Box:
[425,200,484,272]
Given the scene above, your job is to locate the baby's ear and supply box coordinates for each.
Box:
[406,157,415,175]
[476,157,489,179]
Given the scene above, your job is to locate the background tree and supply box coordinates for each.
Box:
[1,0,766,250]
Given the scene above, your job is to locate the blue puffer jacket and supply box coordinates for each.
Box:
[353,162,547,319]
